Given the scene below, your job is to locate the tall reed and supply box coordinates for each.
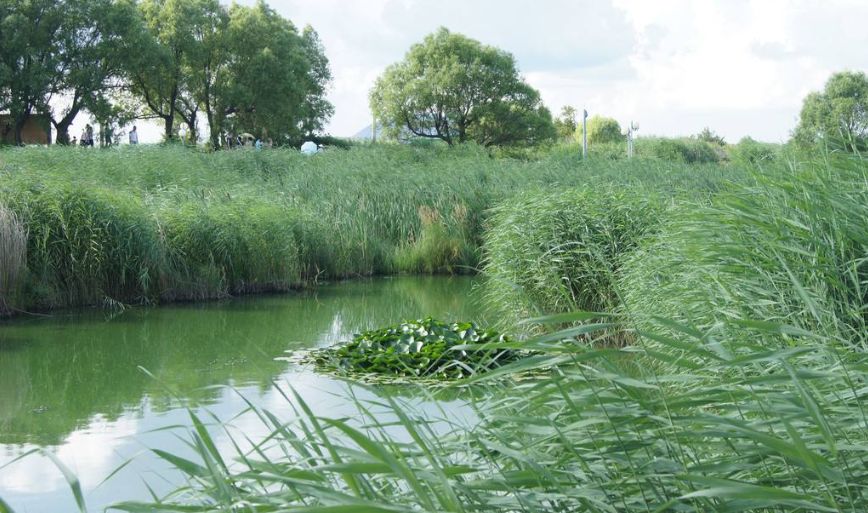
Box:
[483,186,663,325]
[0,204,26,315]
[620,153,868,352]
[0,144,741,312]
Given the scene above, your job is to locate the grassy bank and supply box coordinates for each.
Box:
[0,144,741,313]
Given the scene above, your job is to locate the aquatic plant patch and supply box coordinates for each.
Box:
[308,317,520,379]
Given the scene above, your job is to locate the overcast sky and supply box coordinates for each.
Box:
[126,0,868,144]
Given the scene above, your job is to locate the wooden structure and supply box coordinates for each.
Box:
[0,114,52,145]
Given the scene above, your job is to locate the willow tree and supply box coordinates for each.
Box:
[793,70,868,152]
[129,0,201,141]
[0,0,64,144]
[50,0,142,144]
[370,27,555,147]
[216,1,330,144]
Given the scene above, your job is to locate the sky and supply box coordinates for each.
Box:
[118,0,868,144]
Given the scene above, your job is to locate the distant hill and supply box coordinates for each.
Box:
[353,122,437,141]
[353,124,386,140]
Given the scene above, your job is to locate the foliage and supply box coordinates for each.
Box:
[309,317,517,379]
[638,136,723,163]
[0,204,26,314]
[107,316,868,513]
[553,105,577,140]
[127,0,198,142]
[218,1,325,144]
[695,126,726,146]
[4,184,163,309]
[483,186,663,324]
[579,115,623,145]
[160,200,302,298]
[1,0,333,146]
[298,25,335,138]
[0,0,65,144]
[6,148,868,513]
[793,70,868,152]
[621,153,868,350]
[0,144,737,312]
[730,136,780,165]
[370,27,555,147]
[394,205,475,274]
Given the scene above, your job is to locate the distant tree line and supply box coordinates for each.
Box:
[0,0,332,147]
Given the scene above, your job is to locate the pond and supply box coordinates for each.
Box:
[0,276,489,512]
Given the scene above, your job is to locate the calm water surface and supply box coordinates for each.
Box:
[0,276,488,512]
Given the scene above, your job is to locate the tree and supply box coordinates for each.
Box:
[179,0,228,147]
[0,0,65,145]
[49,0,142,144]
[554,105,577,140]
[370,27,555,147]
[297,26,334,138]
[579,116,622,145]
[217,1,331,145]
[695,127,726,146]
[128,0,203,142]
[793,70,868,152]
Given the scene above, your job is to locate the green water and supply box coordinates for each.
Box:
[0,276,487,512]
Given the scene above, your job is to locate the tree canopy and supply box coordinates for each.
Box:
[793,70,868,152]
[580,116,623,145]
[370,28,555,147]
[554,105,578,140]
[0,0,333,147]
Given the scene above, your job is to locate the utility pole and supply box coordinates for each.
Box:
[582,109,588,160]
[626,121,639,158]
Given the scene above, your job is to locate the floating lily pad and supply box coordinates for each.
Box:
[308,317,519,380]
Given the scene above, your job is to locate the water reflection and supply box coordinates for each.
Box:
[0,276,487,511]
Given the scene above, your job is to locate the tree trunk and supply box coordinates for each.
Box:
[163,115,174,142]
[206,101,220,149]
[13,113,28,146]
[186,118,197,144]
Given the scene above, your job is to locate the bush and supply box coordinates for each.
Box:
[730,136,780,165]
[639,137,723,163]
[483,186,663,323]
[578,116,623,145]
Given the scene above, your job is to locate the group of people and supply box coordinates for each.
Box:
[71,124,137,146]
[68,125,316,150]
[223,132,272,150]
[75,124,94,146]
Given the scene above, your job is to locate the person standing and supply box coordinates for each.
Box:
[85,124,94,147]
[129,125,138,145]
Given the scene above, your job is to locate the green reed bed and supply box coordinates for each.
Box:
[620,153,868,351]
[2,147,867,512]
[483,187,664,326]
[0,204,26,315]
[0,144,739,312]
[94,153,868,513]
[99,317,867,513]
